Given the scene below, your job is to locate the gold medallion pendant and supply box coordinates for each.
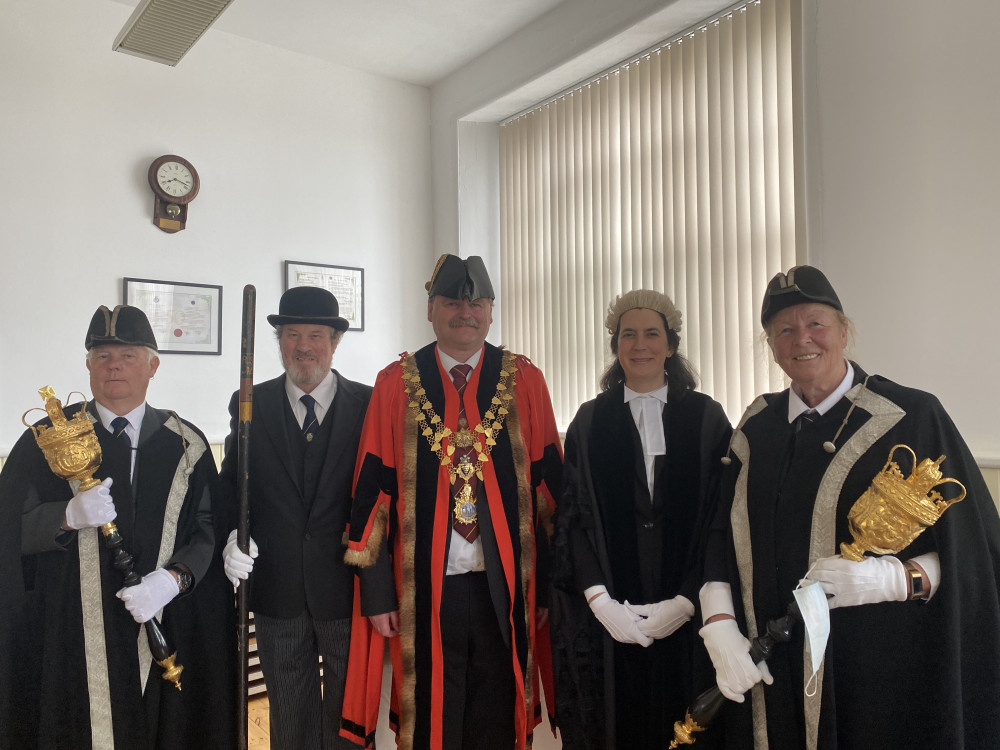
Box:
[455,456,477,482]
[453,483,478,524]
[452,427,476,449]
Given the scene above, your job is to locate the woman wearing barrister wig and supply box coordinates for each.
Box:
[699,266,1000,749]
[551,290,732,749]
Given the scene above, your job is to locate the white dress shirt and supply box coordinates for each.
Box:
[437,346,486,576]
[94,401,146,480]
[787,360,854,422]
[285,369,338,428]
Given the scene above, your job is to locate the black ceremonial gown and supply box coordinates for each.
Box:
[0,402,237,750]
[552,387,731,749]
[704,363,1000,749]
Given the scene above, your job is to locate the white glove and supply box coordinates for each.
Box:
[64,477,116,529]
[223,529,258,590]
[807,555,906,609]
[589,592,653,647]
[626,595,695,639]
[116,568,180,623]
[699,619,773,702]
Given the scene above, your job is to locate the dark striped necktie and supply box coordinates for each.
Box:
[111,416,131,447]
[300,394,318,442]
[794,409,816,433]
[450,364,480,543]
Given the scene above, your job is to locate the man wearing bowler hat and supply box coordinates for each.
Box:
[0,304,236,749]
[220,286,384,750]
[341,255,563,750]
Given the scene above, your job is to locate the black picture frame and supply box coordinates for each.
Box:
[283,260,365,331]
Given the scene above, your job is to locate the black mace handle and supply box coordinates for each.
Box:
[669,603,801,748]
[101,521,184,689]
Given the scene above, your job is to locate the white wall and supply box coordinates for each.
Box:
[0,0,434,450]
[433,0,1000,464]
[802,0,1000,462]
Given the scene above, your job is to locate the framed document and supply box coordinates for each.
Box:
[122,277,223,355]
[283,260,364,331]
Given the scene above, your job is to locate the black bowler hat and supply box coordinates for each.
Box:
[425,254,495,301]
[760,265,843,327]
[267,286,349,331]
[85,305,158,350]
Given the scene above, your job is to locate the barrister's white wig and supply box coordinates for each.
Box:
[604,290,682,336]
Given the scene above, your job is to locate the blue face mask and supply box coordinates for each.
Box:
[793,578,830,696]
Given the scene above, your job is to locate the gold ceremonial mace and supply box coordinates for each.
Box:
[669,443,966,747]
[23,386,184,690]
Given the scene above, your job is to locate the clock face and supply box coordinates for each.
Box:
[156,161,195,198]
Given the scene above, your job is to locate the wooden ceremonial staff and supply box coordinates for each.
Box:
[236,285,256,750]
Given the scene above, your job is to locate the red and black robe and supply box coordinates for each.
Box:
[342,342,562,750]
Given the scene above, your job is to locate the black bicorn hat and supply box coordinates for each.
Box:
[425,254,495,301]
[85,305,158,351]
[760,265,843,327]
[267,286,350,331]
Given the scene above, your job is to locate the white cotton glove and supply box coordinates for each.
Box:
[64,477,116,529]
[626,595,695,639]
[223,528,258,590]
[806,555,907,609]
[116,568,180,623]
[699,619,773,702]
[588,590,654,647]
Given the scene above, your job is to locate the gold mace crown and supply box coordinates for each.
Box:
[840,443,966,561]
[23,386,103,491]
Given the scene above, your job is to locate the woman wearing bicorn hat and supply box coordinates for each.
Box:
[699,265,1000,749]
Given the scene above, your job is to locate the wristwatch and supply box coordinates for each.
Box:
[903,560,926,601]
[168,564,194,594]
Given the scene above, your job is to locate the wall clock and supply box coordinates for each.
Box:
[148,155,200,233]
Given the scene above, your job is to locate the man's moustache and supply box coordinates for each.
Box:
[449,319,479,329]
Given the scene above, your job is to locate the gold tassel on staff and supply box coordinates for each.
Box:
[669,444,966,748]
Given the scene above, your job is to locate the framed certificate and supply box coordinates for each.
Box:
[283,261,364,331]
[122,277,223,354]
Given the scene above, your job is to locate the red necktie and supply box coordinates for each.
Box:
[450,364,480,543]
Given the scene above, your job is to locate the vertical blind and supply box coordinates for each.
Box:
[499,0,798,428]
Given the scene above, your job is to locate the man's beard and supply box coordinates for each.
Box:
[283,354,328,388]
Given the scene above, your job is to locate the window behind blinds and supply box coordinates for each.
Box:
[499,0,798,428]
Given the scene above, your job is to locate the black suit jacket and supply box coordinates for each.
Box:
[220,370,372,620]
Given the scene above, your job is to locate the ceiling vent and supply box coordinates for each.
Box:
[112,0,236,66]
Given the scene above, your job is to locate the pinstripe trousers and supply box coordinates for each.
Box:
[254,610,355,750]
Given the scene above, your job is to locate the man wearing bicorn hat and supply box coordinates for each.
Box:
[341,255,563,750]
[0,304,236,748]
[220,286,378,750]
[699,266,1000,748]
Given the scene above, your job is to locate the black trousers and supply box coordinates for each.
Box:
[439,572,516,750]
[254,610,354,750]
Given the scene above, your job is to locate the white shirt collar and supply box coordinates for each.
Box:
[437,346,483,380]
[285,369,338,416]
[787,360,855,422]
[624,384,669,404]
[94,400,146,440]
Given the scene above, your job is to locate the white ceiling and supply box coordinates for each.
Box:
[115,0,567,87]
